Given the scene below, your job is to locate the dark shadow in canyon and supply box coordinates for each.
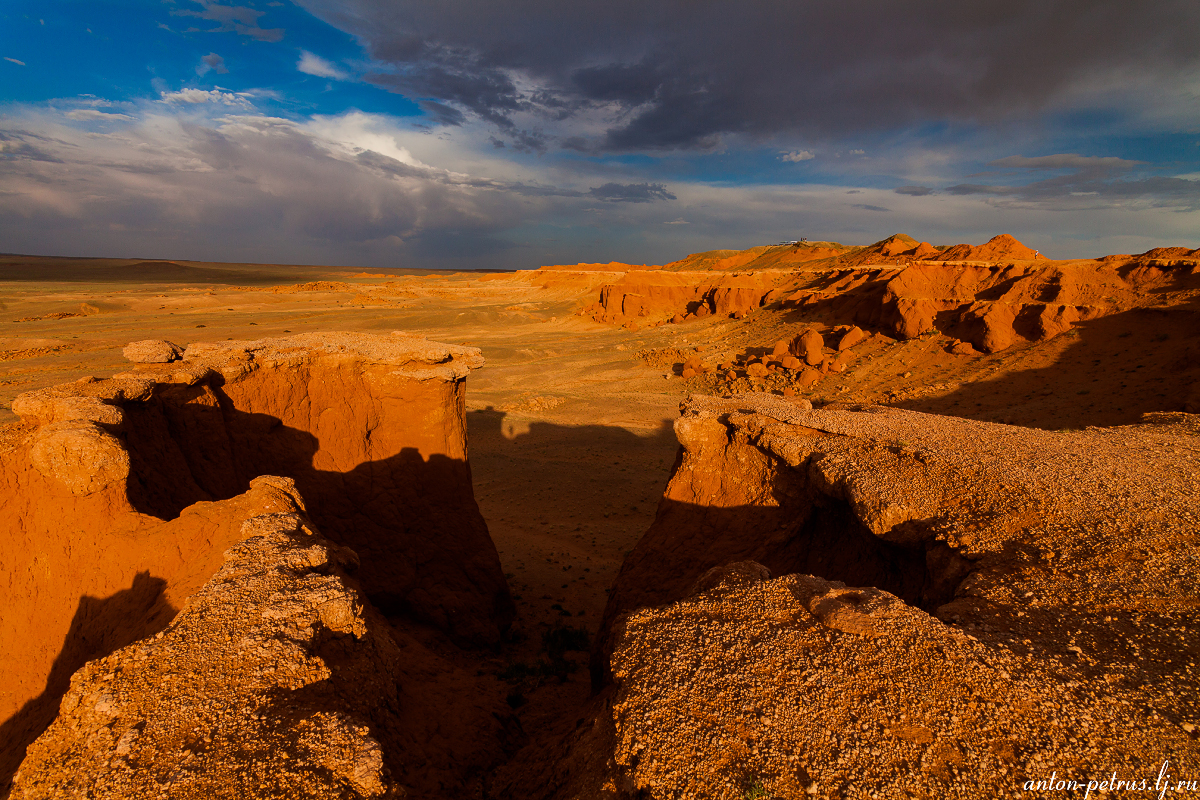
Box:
[464,407,680,652]
[0,573,175,795]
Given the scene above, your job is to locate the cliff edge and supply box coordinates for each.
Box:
[0,332,513,789]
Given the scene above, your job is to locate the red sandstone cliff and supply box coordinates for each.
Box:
[0,332,513,786]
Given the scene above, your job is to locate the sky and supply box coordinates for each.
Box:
[1,1,1198,269]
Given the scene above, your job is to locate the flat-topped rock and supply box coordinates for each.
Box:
[122,339,183,363]
[179,331,484,382]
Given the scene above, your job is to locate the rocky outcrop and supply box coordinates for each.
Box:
[10,497,518,799]
[593,394,971,684]
[579,235,1177,353]
[9,499,399,799]
[586,564,1192,799]
[0,332,512,785]
[121,340,183,363]
[789,257,1178,352]
[562,394,1200,798]
[833,233,1046,268]
[583,272,791,325]
[938,233,1044,262]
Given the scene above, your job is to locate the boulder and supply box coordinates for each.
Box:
[836,326,867,351]
[790,329,825,366]
[797,368,822,389]
[960,302,1019,353]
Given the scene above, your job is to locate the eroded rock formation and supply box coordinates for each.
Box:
[582,272,792,325]
[580,235,1200,356]
[9,495,399,799]
[0,332,513,786]
[11,491,518,799]
[531,393,1200,799]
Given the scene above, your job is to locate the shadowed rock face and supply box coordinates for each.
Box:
[0,332,513,786]
[591,395,975,688]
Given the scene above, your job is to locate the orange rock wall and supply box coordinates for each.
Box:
[589,248,1198,354]
[0,333,512,782]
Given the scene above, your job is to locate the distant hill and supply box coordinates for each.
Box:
[642,233,1049,272]
[0,255,300,284]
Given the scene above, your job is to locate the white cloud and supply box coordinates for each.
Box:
[65,109,134,121]
[297,51,349,81]
[159,88,253,108]
[303,112,425,168]
[4,57,25,66]
[0,98,1196,269]
[0,103,560,267]
[780,150,815,162]
[849,149,866,155]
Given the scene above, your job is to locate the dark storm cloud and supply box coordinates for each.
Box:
[894,186,935,196]
[364,59,524,130]
[174,1,284,42]
[588,183,676,203]
[295,0,1200,149]
[417,100,465,127]
[851,204,890,212]
[945,154,1200,210]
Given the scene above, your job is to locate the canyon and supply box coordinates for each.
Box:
[0,234,1198,798]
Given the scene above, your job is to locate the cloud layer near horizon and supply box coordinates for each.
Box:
[2,98,1199,267]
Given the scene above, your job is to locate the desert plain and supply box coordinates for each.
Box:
[1,234,1198,799]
